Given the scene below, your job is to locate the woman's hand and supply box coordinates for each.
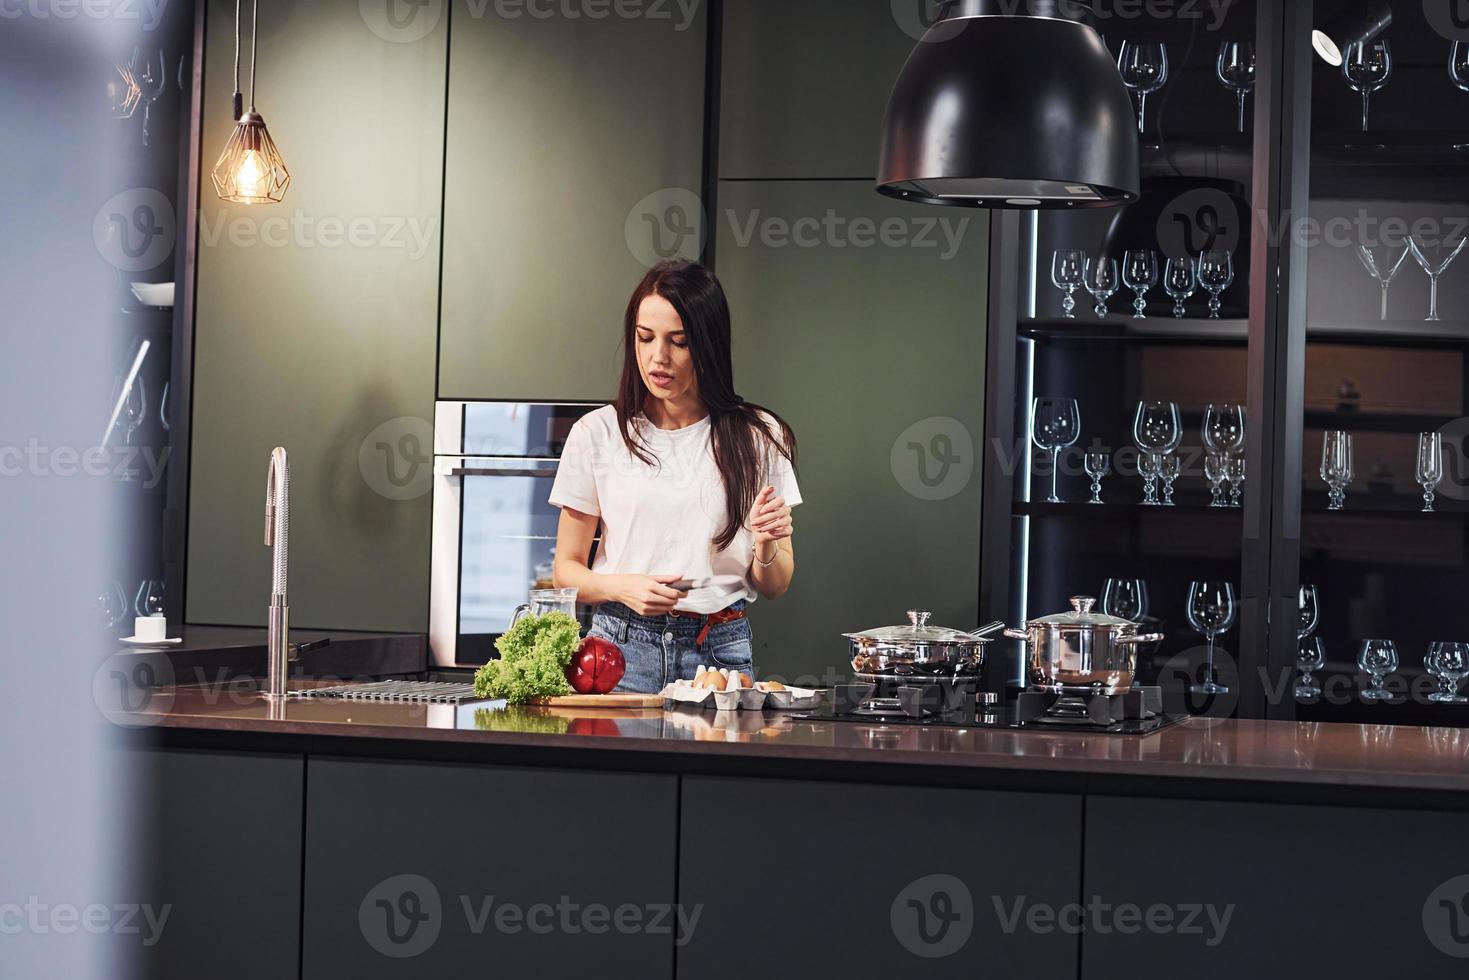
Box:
[612,574,689,617]
[749,485,792,558]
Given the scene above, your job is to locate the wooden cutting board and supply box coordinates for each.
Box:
[534,693,664,709]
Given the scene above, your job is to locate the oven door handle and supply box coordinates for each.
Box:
[448,466,558,478]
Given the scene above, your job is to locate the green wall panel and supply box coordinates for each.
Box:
[188,0,444,630]
[715,180,988,683]
[719,0,918,179]
[438,0,708,401]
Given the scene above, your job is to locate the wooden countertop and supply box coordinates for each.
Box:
[115,680,1469,803]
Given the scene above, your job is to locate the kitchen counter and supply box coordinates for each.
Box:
[119,680,1469,806]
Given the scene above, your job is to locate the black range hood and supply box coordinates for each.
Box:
[877,0,1140,210]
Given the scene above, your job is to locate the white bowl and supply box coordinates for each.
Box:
[130,282,175,308]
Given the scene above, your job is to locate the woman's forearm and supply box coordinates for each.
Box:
[751,541,793,600]
[552,559,623,605]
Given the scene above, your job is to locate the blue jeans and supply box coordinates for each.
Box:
[588,600,753,694]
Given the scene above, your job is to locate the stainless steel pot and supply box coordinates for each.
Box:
[1004,596,1164,694]
[844,611,1003,678]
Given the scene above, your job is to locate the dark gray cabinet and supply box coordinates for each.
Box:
[124,748,304,980]
[189,0,444,632]
[719,0,917,179]
[677,776,1082,978]
[438,0,707,401]
[301,757,678,978]
[713,179,988,683]
[1082,795,1469,978]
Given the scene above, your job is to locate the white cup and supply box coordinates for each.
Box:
[134,615,167,642]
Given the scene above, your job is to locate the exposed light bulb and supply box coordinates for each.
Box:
[236,149,268,200]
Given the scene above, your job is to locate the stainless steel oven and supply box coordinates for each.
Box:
[429,400,601,666]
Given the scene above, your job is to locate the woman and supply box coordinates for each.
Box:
[548,259,799,693]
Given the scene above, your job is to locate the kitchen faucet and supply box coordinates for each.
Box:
[264,446,290,700]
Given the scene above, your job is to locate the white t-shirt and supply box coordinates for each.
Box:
[548,404,802,614]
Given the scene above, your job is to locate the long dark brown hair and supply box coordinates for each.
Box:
[615,260,797,551]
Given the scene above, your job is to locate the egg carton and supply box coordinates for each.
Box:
[661,668,823,711]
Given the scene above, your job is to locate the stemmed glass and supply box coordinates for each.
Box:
[160,381,171,433]
[1417,431,1443,513]
[1217,39,1256,134]
[1204,453,1228,507]
[1342,39,1392,133]
[1197,249,1234,320]
[1452,42,1469,150]
[1123,249,1158,320]
[1118,41,1169,138]
[1137,452,1162,506]
[1158,452,1181,506]
[110,372,148,450]
[1356,245,1412,321]
[1164,255,1197,318]
[1408,237,1467,323]
[1426,642,1469,703]
[1296,638,1326,699]
[96,582,128,630]
[1203,404,1246,456]
[1321,430,1354,511]
[135,47,168,147]
[1052,250,1086,319]
[1358,639,1398,701]
[1186,581,1236,695]
[1226,457,1246,508]
[1032,398,1081,504]
[1085,451,1110,504]
[134,579,165,618]
[1134,400,1181,504]
[1085,256,1120,318]
[1101,578,1149,623]
[1298,584,1320,640]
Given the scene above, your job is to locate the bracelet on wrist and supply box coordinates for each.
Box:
[754,546,779,568]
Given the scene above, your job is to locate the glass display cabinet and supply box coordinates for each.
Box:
[980,0,1469,726]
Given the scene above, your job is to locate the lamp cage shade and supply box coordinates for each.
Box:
[211,111,290,205]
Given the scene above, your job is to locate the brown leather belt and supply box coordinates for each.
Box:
[670,606,746,646]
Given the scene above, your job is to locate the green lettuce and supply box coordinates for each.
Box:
[472,611,580,703]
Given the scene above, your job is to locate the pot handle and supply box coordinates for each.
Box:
[968,620,1006,639]
[1117,632,1165,645]
[1002,627,1030,641]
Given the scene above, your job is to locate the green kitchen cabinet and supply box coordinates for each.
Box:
[188,0,444,631]
[719,0,918,179]
[438,0,708,401]
[714,179,987,683]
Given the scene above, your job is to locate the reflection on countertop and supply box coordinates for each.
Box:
[112,679,1469,795]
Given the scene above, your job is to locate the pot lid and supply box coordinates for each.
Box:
[1027,596,1135,629]
[845,610,985,644]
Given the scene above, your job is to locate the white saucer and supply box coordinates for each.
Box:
[121,635,182,646]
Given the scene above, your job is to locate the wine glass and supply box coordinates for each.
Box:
[1101,578,1149,623]
[1226,456,1245,508]
[1296,637,1326,699]
[1084,450,1110,504]
[1452,42,1469,150]
[96,581,128,630]
[1052,250,1087,319]
[1158,452,1181,506]
[1203,404,1246,457]
[1123,249,1158,319]
[1217,39,1256,134]
[110,372,148,450]
[1321,430,1355,511]
[1408,237,1467,323]
[1358,638,1398,701]
[1426,641,1469,703]
[1298,584,1320,639]
[1085,256,1120,318]
[1032,398,1081,504]
[1356,244,1412,321]
[1417,430,1443,513]
[1134,401,1181,504]
[1186,581,1236,695]
[1118,41,1169,137]
[1204,452,1228,507]
[1342,39,1392,133]
[135,47,167,147]
[1197,249,1234,320]
[1164,255,1197,318]
[134,579,165,618]
[1137,451,1162,505]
